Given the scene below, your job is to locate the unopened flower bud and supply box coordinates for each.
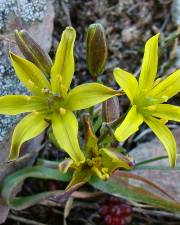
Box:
[86,23,107,78]
[102,96,120,123]
[15,30,52,76]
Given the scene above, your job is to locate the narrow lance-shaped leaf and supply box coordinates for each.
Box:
[90,172,180,213]
[1,166,72,210]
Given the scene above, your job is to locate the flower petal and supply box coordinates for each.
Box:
[65,83,118,111]
[66,167,92,190]
[149,69,180,101]
[100,148,132,174]
[51,111,85,165]
[10,53,51,95]
[0,95,48,115]
[114,105,143,142]
[139,34,159,92]
[51,27,76,92]
[113,67,139,103]
[10,113,48,160]
[147,104,180,122]
[144,116,176,167]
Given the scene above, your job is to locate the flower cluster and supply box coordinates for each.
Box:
[0,25,179,189]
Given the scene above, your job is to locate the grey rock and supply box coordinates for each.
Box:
[130,127,180,201]
[0,0,54,142]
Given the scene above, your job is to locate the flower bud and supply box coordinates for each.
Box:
[102,96,120,123]
[15,30,52,76]
[86,23,107,78]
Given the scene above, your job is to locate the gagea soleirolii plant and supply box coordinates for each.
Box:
[0,24,180,213]
[0,27,119,165]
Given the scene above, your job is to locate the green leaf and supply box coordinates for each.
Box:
[10,52,51,95]
[1,166,72,210]
[90,172,180,213]
[10,113,49,160]
[65,83,119,111]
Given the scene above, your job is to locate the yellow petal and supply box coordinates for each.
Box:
[66,167,92,190]
[100,148,132,174]
[149,69,180,101]
[51,111,85,165]
[65,83,118,111]
[10,113,48,160]
[139,34,159,92]
[114,105,143,141]
[0,95,48,115]
[113,67,139,103]
[147,104,180,122]
[10,52,51,95]
[51,27,76,92]
[144,116,176,167]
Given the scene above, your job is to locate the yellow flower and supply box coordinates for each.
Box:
[113,34,180,167]
[0,27,118,164]
[59,115,133,190]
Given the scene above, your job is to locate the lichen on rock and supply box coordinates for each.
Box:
[0,0,54,142]
[0,43,28,142]
[0,0,47,32]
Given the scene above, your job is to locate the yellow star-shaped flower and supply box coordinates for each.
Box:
[0,27,118,164]
[113,34,180,167]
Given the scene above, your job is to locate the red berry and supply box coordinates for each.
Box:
[111,205,123,216]
[47,181,57,191]
[104,214,112,225]
[109,196,121,204]
[99,205,109,216]
[118,217,126,225]
[120,204,132,216]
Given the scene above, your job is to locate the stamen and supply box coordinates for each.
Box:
[59,107,66,116]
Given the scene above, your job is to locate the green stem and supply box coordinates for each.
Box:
[98,113,126,144]
[135,155,168,166]
[159,31,180,56]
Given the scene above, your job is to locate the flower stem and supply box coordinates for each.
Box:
[98,112,126,144]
